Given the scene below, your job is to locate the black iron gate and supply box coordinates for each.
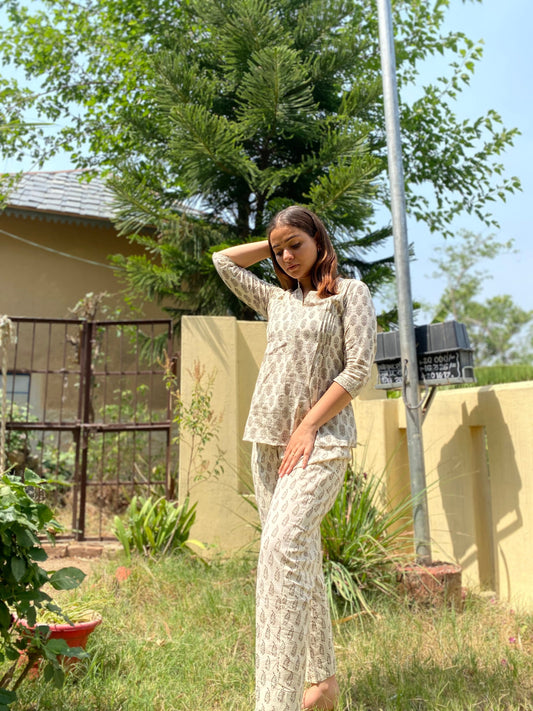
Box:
[2,317,176,540]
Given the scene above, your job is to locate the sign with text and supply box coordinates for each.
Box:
[375,322,475,390]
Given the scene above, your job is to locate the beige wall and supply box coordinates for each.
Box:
[0,213,163,318]
[1,213,170,420]
[180,315,533,609]
[353,383,533,606]
[178,316,266,552]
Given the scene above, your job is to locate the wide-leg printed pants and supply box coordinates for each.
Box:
[252,442,350,711]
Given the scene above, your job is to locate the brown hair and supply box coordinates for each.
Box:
[266,205,339,298]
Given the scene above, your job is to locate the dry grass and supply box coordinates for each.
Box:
[336,593,533,710]
[9,555,533,711]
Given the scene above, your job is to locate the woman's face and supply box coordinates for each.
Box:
[269,224,318,286]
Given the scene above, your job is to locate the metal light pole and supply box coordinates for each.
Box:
[376,0,432,563]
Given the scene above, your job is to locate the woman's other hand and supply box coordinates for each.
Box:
[278,421,317,477]
[278,382,353,477]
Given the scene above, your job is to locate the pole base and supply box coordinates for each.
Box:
[396,561,463,608]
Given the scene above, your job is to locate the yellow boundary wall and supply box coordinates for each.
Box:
[180,316,533,608]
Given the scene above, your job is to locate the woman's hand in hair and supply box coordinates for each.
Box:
[217,240,271,267]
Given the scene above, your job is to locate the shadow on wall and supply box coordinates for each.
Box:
[436,389,522,596]
[191,317,232,367]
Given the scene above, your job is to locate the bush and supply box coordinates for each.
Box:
[112,495,203,563]
[321,462,414,617]
[0,470,85,709]
[471,363,533,385]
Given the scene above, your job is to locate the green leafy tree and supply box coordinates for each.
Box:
[429,230,532,365]
[0,0,183,169]
[0,0,520,320]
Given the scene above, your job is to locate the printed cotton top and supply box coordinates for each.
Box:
[212,252,377,448]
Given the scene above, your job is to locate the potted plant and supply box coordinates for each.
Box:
[17,598,102,661]
[0,470,87,710]
[15,604,101,679]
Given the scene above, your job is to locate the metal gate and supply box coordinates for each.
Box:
[2,317,176,540]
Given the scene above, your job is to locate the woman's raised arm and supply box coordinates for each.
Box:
[218,239,271,268]
[212,241,277,319]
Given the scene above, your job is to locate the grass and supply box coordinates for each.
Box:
[472,364,533,386]
[8,554,533,711]
[336,594,533,710]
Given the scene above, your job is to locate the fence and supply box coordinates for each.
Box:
[1,317,175,539]
[178,315,533,610]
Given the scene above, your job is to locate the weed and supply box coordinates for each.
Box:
[6,555,533,711]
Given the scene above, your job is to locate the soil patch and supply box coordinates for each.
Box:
[41,541,122,579]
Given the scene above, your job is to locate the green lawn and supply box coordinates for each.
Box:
[10,554,533,710]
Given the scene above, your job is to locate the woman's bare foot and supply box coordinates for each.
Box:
[302,675,340,710]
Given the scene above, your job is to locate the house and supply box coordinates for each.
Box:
[0,169,162,319]
[0,170,171,438]
[0,172,176,531]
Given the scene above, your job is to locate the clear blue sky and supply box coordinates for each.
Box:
[2,0,531,314]
[401,0,533,316]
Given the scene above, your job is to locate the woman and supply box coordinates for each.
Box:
[212,206,376,711]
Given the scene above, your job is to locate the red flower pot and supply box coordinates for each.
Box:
[18,615,102,673]
[42,616,102,649]
[19,615,101,649]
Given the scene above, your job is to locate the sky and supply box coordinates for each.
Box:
[1,0,531,316]
[397,0,533,316]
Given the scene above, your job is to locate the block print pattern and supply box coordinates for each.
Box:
[212,252,377,448]
[252,443,349,711]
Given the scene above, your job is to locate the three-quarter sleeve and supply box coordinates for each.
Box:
[212,251,278,320]
[333,280,377,398]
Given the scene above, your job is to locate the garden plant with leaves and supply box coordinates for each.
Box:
[321,460,414,617]
[112,494,202,563]
[112,362,220,563]
[0,471,85,710]
[165,360,225,498]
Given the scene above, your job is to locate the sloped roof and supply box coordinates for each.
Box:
[3,170,114,223]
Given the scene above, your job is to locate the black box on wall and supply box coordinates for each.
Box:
[374,321,475,390]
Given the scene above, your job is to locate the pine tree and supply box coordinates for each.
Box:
[109,0,396,321]
[0,0,520,323]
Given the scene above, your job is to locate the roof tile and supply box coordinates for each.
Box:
[4,170,115,221]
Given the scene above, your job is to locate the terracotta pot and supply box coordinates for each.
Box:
[18,615,102,672]
[397,561,463,608]
[41,616,101,649]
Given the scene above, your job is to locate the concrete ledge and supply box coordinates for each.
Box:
[42,541,121,559]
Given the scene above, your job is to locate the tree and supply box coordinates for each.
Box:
[429,231,532,365]
[0,0,183,169]
[0,0,521,321]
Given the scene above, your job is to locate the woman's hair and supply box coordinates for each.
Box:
[266,205,339,298]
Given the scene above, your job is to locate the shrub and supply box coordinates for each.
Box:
[0,470,85,709]
[469,363,533,385]
[321,462,414,617]
[112,495,203,563]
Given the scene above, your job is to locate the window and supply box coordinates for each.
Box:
[4,372,31,406]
